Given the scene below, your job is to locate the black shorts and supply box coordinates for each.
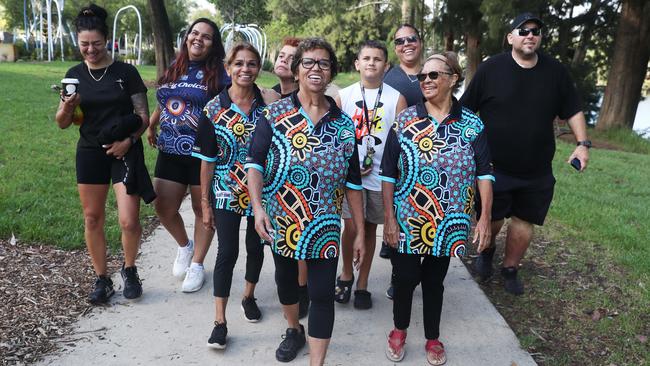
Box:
[154,150,201,186]
[476,171,555,226]
[76,146,126,184]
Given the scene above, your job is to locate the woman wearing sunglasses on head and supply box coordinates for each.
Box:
[246,38,365,366]
[380,52,494,365]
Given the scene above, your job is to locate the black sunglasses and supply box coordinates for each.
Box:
[516,27,541,37]
[416,70,453,82]
[300,58,332,70]
[394,35,419,46]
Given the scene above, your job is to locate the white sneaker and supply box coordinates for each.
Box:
[172,241,193,278]
[182,265,205,293]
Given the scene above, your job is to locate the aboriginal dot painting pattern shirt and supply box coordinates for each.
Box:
[156,61,223,155]
[192,85,266,216]
[380,98,494,257]
[246,92,363,260]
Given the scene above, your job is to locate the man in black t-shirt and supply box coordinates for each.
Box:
[460,13,591,295]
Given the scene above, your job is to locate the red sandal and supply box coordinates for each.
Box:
[425,339,446,365]
[385,329,407,362]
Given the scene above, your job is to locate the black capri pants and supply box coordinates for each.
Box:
[212,209,264,297]
[273,252,338,339]
[391,253,451,340]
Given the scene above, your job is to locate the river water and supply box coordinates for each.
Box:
[634,97,650,136]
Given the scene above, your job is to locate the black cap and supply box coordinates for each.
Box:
[511,12,544,30]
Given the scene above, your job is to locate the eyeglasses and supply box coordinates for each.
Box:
[300,58,332,70]
[416,70,453,82]
[516,27,541,37]
[394,35,419,46]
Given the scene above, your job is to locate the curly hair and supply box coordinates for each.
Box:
[290,37,338,80]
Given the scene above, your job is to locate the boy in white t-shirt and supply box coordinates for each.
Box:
[334,40,407,309]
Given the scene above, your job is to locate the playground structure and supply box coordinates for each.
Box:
[220,23,268,66]
[111,5,142,65]
[20,1,143,64]
[22,0,67,61]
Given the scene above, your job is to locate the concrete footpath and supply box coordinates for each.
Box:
[38,198,537,366]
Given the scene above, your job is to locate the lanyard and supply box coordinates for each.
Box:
[360,83,383,135]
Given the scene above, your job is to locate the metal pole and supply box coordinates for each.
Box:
[46,0,53,61]
[38,0,43,60]
[53,0,64,61]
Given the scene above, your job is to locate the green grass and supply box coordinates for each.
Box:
[590,127,650,154]
[550,141,650,282]
[481,140,650,365]
[333,71,360,88]
[0,62,339,250]
[0,61,160,250]
[1,61,649,364]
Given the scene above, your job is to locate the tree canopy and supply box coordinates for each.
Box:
[0,0,647,129]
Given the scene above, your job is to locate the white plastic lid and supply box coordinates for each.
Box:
[61,78,80,84]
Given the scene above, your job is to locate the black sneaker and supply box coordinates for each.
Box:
[207,321,228,349]
[472,246,496,281]
[88,275,115,304]
[275,324,306,362]
[241,296,262,322]
[353,289,372,309]
[121,264,142,299]
[385,285,394,300]
[298,285,309,319]
[379,241,395,259]
[501,266,524,295]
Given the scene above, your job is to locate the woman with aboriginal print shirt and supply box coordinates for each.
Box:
[246,38,365,366]
[55,4,150,304]
[192,42,278,350]
[379,52,494,365]
[146,18,228,293]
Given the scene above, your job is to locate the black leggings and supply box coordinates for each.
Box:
[212,209,264,297]
[391,253,451,340]
[273,252,338,339]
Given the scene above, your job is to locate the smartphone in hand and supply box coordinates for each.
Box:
[570,157,581,171]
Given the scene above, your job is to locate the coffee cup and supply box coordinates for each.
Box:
[61,78,79,96]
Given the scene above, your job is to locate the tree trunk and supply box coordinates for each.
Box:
[147,0,175,80]
[444,30,454,51]
[401,0,412,24]
[464,31,481,87]
[572,0,601,67]
[597,0,650,130]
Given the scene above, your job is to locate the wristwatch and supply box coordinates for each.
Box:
[576,140,592,148]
